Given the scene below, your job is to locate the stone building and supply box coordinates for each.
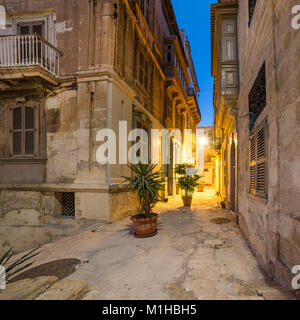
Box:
[0,0,201,253]
[211,0,300,295]
[211,0,238,210]
[201,126,216,187]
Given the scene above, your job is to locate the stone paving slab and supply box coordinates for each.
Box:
[8,188,292,300]
[35,279,89,300]
[0,276,58,300]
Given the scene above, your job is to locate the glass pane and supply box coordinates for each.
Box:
[19,25,29,35]
[13,107,22,130]
[25,131,34,154]
[13,132,22,155]
[25,107,35,129]
[226,40,235,60]
[32,24,43,37]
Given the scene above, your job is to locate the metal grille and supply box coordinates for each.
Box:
[61,193,75,217]
[248,63,266,132]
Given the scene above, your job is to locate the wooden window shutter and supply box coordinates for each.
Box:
[25,106,35,155]
[13,132,22,155]
[256,125,267,197]
[11,105,37,157]
[249,122,268,199]
[139,51,144,85]
[249,134,256,193]
[144,61,149,90]
[12,107,22,155]
[13,107,22,130]
[25,106,34,129]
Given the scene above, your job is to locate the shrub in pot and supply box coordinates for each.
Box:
[176,164,201,207]
[123,163,164,238]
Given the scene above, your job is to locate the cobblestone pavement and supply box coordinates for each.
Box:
[14,188,291,300]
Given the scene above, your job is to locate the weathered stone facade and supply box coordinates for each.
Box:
[0,0,200,254]
[212,0,300,295]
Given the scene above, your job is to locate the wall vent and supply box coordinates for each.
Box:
[61,192,75,217]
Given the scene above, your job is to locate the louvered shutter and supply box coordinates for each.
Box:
[25,106,35,155]
[249,122,268,198]
[12,107,22,155]
[249,135,256,193]
[256,126,267,197]
[11,106,36,157]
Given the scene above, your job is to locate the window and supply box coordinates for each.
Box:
[18,22,44,37]
[138,50,151,91]
[249,120,268,199]
[226,39,235,60]
[138,0,151,26]
[222,20,237,62]
[249,63,266,133]
[134,115,151,163]
[55,192,75,217]
[18,22,45,63]
[10,105,38,157]
[249,0,257,26]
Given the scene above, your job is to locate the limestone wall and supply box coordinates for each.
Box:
[237,0,300,291]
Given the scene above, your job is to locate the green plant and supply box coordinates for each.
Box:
[122,163,165,217]
[199,180,206,187]
[176,164,201,198]
[0,247,40,285]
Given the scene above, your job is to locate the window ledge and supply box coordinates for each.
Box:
[248,193,268,205]
[0,158,47,164]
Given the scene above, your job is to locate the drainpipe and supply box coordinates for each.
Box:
[271,0,281,271]
[236,110,239,224]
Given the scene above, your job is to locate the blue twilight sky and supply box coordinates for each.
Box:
[172,0,218,127]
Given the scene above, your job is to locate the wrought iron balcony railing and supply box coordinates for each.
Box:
[0,34,62,77]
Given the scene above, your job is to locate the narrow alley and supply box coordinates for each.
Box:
[6,188,291,300]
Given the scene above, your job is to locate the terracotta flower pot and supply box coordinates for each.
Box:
[182,197,193,207]
[198,186,205,192]
[131,214,158,238]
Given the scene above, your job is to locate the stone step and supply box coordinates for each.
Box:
[256,286,294,300]
[35,279,89,300]
[81,289,100,300]
[0,276,58,300]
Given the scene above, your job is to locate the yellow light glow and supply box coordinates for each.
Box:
[199,137,208,146]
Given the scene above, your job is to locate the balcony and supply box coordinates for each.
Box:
[0,34,62,92]
[187,87,201,123]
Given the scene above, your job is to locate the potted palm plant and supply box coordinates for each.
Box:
[176,164,201,207]
[123,163,164,238]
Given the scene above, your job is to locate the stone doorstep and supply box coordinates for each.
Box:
[0,277,89,301]
[35,279,89,300]
[0,276,59,301]
[256,287,295,300]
